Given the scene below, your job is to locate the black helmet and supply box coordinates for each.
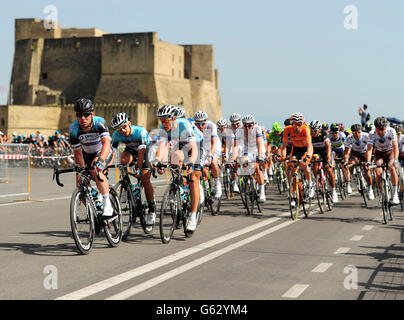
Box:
[284,118,291,126]
[351,124,361,132]
[75,98,94,113]
[330,123,339,133]
[374,116,388,130]
[364,122,372,132]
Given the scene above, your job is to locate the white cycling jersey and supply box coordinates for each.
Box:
[201,120,221,156]
[368,127,397,152]
[345,132,369,153]
[234,124,264,157]
[398,134,404,154]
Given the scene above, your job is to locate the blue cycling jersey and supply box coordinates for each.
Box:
[69,116,110,154]
[111,125,150,150]
[159,118,203,144]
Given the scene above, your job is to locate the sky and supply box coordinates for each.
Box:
[0,0,403,129]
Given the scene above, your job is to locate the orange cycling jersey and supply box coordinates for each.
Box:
[282,125,312,148]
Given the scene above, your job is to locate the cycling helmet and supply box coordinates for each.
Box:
[364,122,373,133]
[351,124,361,132]
[229,113,241,122]
[217,119,228,127]
[242,114,255,124]
[74,98,94,113]
[338,123,345,131]
[322,123,329,130]
[111,112,129,129]
[175,106,186,118]
[194,111,208,121]
[309,120,321,130]
[284,118,291,126]
[374,116,388,129]
[330,123,339,132]
[394,124,403,134]
[290,112,304,123]
[272,122,282,132]
[157,105,176,118]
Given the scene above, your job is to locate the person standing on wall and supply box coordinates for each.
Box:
[358,104,370,127]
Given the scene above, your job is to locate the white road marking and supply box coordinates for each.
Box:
[350,235,364,241]
[282,284,309,298]
[311,263,333,273]
[107,219,295,300]
[334,247,350,255]
[362,225,374,231]
[55,213,291,300]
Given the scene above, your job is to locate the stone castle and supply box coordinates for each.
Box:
[0,18,222,136]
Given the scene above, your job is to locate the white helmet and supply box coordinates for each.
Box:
[175,106,186,118]
[229,113,241,122]
[157,105,176,118]
[217,119,228,127]
[111,113,129,129]
[291,112,304,123]
[242,114,255,124]
[194,111,208,121]
[309,120,321,130]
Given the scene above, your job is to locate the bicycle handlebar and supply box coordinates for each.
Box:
[53,165,104,187]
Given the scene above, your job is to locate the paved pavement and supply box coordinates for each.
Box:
[0,168,403,301]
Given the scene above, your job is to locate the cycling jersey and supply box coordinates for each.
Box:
[282,125,311,148]
[201,120,221,156]
[398,135,404,154]
[345,132,369,154]
[69,116,111,155]
[267,130,283,148]
[234,125,264,157]
[312,131,329,152]
[111,125,150,150]
[158,118,202,146]
[328,131,346,149]
[368,127,397,152]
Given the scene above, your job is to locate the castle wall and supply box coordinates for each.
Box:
[39,37,102,103]
[15,18,61,43]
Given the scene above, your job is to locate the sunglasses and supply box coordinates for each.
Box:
[76,112,92,118]
[244,124,254,128]
[231,121,241,126]
[117,123,129,132]
[292,122,303,127]
[159,117,172,124]
[195,121,206,126]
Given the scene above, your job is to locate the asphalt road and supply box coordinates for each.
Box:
[0,168,403,301]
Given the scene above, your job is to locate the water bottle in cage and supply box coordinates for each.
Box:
[91,187,104,211]
[131,183,141,198]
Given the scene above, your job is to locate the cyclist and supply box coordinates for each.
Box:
[154,105,203,232]
[329,123,346,159]
[322,123,330,136]
[69,98,115,217]
[111,112,156,226]
[343,124,373,198]
[309,120,338,203]
[228,113,244,193]
[194,110,222,198]
[267,122,283,178]
[367,116,400,204]
[363,122,373,134]
[280,113,314,202]
[233,114,266,203]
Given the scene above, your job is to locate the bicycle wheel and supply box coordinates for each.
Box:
[239,177,248,209]
[381,181,389,224]
[245,177,255,215]
[70,189,95,255]
[289,175,300,221]
[159,186,179,244]
[302,178,312,218]
[336,166,346,200]
[223,172,230,199]
[138,188,154,234]
[117,182,133,240]
[359,174,368,208]
[104,187,123,248]
[325,177,333,211]
[209,177,222,216]
[316,174,326,214]
[197,201,204,225]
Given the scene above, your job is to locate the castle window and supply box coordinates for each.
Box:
[42,73,48,80]
[1,118,5,126]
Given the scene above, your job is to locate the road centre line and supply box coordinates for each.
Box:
[107,219,296,300]
[282,284,310,299]
[334,247,350,255]
[311,263,333,273]
[350,235,364,241]
[56,212,291,300]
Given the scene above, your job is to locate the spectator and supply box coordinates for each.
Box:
[358,104,370,127]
